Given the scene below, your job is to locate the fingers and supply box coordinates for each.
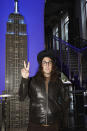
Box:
[24,61,30,71]
[24,61,26,69]
[26,62,30,71]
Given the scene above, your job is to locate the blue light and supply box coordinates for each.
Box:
[8,19,14,23]
[6,32,15,34]
[53,35,81,52]
[19,20,24,24]
[19,32,27,35]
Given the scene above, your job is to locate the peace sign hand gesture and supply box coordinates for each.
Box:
[21,61,30,79]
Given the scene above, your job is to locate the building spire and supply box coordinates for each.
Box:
[14,0,19,13]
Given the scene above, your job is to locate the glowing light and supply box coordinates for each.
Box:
[19,20,24,24]
[8,19,14,23]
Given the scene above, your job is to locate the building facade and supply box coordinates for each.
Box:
[4,1,29,129]
[5,1,27,93]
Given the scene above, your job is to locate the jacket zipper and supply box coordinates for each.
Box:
[45,84,48,125]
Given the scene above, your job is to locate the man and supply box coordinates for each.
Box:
[19,49,70,131]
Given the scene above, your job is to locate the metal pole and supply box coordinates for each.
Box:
[78,53,82,87]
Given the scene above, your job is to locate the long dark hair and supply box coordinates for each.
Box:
[35,60,61,81]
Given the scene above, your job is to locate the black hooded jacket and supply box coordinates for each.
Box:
[18,75,70,127]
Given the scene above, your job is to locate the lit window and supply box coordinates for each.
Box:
[19,32,27,35]
[8,19,14,23]
[6,32,14,35]
[65,16,69,23]
[19,20,24,24]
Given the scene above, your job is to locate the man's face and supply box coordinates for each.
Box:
[42,57,53,75]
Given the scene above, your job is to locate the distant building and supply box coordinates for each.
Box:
[5,0,27,93]
[4,0,29,129]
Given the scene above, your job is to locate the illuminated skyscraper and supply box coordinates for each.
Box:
[4,1,29,129]
[5,0,27,93]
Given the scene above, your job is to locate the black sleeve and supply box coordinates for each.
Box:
[58,79,71,128]
[58,79,70,108]
[18,77,31,101]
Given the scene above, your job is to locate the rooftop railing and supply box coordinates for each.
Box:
[53,35,87,88]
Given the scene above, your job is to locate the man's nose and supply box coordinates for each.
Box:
[46,62,50,66]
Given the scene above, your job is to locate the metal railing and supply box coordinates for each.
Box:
[53,35,87,88]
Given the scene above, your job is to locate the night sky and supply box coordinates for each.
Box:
[0,0,45,94]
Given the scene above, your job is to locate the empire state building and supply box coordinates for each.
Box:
[5,0,27,93]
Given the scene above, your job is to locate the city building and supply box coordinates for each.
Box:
[5,0,27,93]
[2,0,29,130]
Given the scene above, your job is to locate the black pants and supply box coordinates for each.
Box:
[27,123,59,131]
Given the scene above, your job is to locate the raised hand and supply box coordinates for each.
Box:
[21,61,30,79]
